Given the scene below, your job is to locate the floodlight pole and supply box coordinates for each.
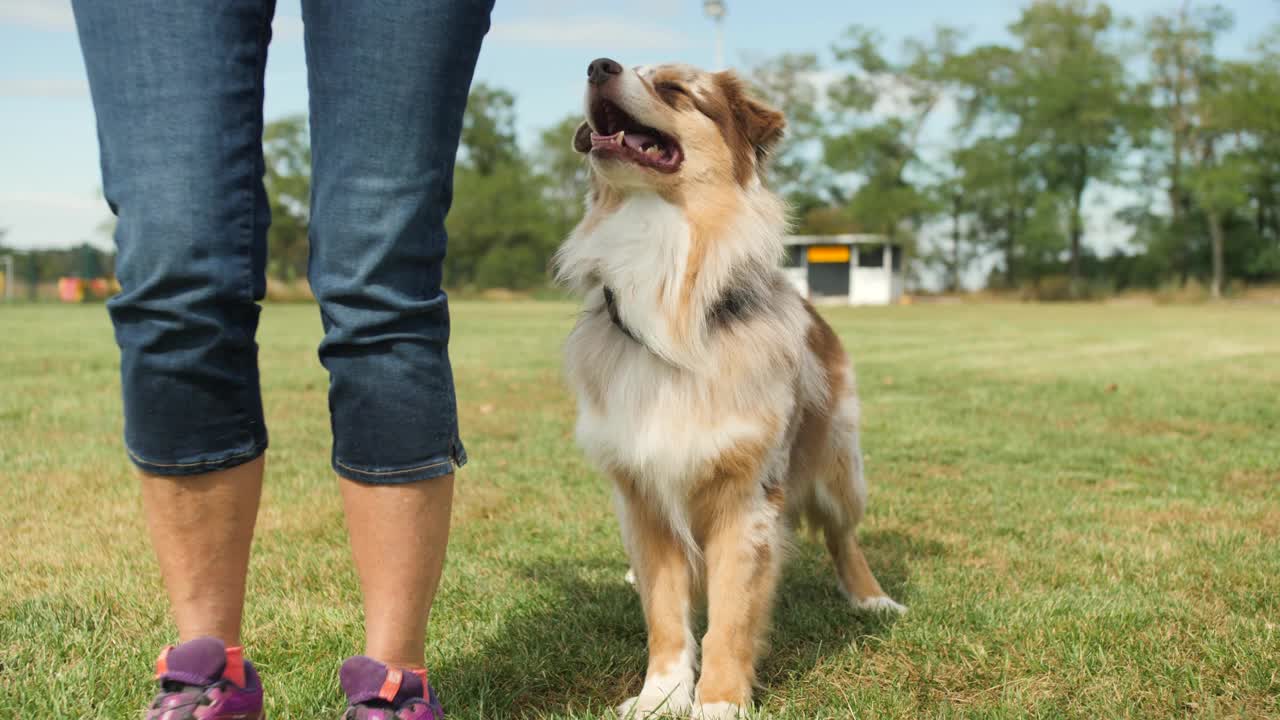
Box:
[704,0,727,70]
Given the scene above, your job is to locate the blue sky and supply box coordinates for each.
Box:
[1,0,1276,251]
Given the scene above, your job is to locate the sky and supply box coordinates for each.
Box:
[1,0,1276,253]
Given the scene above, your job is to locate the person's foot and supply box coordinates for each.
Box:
[144,637,263,719]
[339,656,443,720]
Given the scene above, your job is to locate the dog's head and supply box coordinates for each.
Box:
[572,59,786,193]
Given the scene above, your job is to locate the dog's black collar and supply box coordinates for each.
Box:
[601,283,759,348]
[602,286,640,344]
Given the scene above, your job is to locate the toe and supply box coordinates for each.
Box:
[855,595,907,614]
[695,701,744,719]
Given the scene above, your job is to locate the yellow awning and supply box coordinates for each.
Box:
[807,245,850,263]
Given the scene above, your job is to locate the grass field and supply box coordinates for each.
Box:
[2,301,1278,719]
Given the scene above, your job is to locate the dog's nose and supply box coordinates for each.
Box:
[588,58,623,86]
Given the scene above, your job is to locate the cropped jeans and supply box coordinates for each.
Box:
[72,0,493,483]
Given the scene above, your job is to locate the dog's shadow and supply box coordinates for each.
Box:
[434,529,946,718]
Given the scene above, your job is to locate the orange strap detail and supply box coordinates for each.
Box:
[409,667,428,689]
[154,645,174,679]
[224,645,247,688]
[378,667,403,702]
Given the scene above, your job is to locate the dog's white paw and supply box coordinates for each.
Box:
[694,701,745,719]
[624,567,637,586]
[855,595,907,614]
[617,690,693,718]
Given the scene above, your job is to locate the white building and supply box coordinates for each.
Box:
[781,234,905,305]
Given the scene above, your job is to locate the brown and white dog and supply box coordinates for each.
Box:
[554,58,905,719]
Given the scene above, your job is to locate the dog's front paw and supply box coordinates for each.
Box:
[854,595,907,614]
[694,701,745,719]
[618,690,694,718]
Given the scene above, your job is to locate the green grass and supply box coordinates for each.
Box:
[2,301,1278,719]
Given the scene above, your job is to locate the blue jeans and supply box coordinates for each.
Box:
[72,0,492,483]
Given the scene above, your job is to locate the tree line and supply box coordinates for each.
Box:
[6,1,1276,300]
[752,1,1280,298]
[0,232,113,299]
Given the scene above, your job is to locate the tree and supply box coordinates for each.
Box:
[1,244,115,290]
[1143,3,1234,295]
[957,138,1047,287]
[262,115,311,282]
[745,52,839,218]
[1187,151,1249,296]
[446,84,560,289]
[1141,7,1280,297]
[922,150,991,292]
[1204,35,1280,288]
[1231,34,1280,280]
[534,115,590,241]
[925,164,969,292]
[447,162,560,289]
[823,25,962,252]
[1008,0,1137,296]
[458,84,520,176]
[945,44,1045,288]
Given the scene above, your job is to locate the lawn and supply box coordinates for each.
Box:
[2,301,1278,719]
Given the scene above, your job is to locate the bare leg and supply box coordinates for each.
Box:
[341,473,455,669]
[141,455,265,646]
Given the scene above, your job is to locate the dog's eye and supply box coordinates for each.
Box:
[657,82,690,101]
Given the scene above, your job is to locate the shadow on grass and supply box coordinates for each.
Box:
[434,555,645,718]
[437,528,946,718]
[759,528,946,701]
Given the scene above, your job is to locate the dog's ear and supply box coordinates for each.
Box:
[572,120,592,153]
[715,71,786,171]
[739,94,786,161]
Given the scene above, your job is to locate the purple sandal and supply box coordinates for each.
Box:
[145,637,263,720]
[339,656,444,720]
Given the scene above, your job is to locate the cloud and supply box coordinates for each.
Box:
[0,0,75,31]
[490,16,690,51]
[0,78,88,98]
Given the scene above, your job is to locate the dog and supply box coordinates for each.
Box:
[554,58,905,719]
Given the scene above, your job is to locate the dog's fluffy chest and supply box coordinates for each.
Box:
[567,323,781,485]
[558,190,800,486]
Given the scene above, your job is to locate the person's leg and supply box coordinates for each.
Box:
[340,474,454,667]
[141,458,264,646]
[72,0,275,650]
[300,0,492,672]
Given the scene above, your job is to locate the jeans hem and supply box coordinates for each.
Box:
[333,443,466,485]
[126,437,268,477]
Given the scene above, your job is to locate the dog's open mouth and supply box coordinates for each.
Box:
[589,99,683,173]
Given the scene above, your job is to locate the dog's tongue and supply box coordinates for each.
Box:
[623,131,657,151]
